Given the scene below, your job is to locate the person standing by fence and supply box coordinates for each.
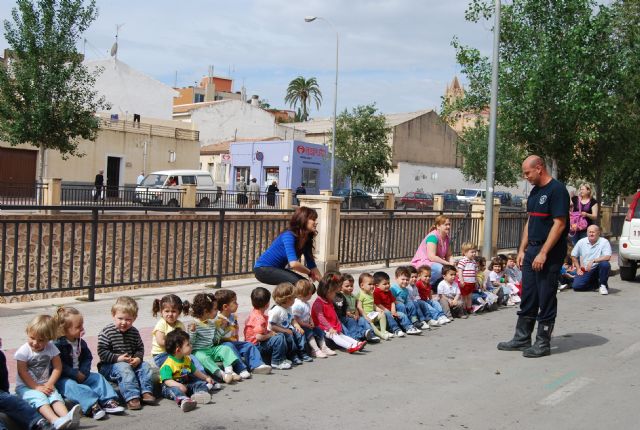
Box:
[254,207,322,285]
[267,181,279,207]
[498,155,569,358]
[248,178,260,208]
[94,170,104,201]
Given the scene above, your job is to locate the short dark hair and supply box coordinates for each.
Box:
[342,273,354,284]
[191,293,216,319]
[165,328,190,355]
[251,287,271,309]
[407,266,417,274]
[395,266,411,278]
[214,289,237,311]
[442,265,457,276]
[373,271,390,285]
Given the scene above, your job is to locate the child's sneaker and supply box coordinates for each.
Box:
[321,344,337,356]
[89,403,106,420]
[206,381,222,391]
[34,418,54,430]
[180,398,197,412]
[141,393,157,404]
[428,319,440,327]
[239,370,251,379]
[369,335,381,343]
[222,372,235,383]
[102,400,125,414]
[66,404,82,429]
[438,316,450,325]
[385,332,394,339]
[406,326,422,335]
[252,364,272,374]
[301,354,314,362]
[394,330,406,338]
[271,361,292,370]
[311,349,327,358]
[190,391,211,404]
[420,321,431,330]
[291,356,303,366]
[53,415,72,430]
[364,329,374,341]
[231,372,242,381]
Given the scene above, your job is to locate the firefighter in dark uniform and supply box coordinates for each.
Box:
[498,155,569,357]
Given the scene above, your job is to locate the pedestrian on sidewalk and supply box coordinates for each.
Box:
[498,155,569,358]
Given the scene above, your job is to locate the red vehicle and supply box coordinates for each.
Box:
[398,192,434,210]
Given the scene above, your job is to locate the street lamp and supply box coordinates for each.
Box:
[304,16,338,192]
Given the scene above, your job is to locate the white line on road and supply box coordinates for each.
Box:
[538,377,593,406]
[616,341,640,359]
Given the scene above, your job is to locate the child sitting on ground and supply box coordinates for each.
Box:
[97,297,155,411]
[559,253,577,291]
[244,287,293,370]
[213,289,272,376]
[456,243,479,314]
[488,258,520,306]
[436,265,467,319]
[53,307,124,421]
[15,315,81,429]
[391,267,430,330]
[373,271,421,336]
[505,254,522,296]
[358,273,392,340]
[334,274,376,342]
[159,329,214,412]
[311,273,367,353]
[292,279,335,358]
[415,266,450,325]
[406,266,439,327]
[187,293,243,383]
[268,283,311,365]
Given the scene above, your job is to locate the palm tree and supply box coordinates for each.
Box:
[284,76,322,122]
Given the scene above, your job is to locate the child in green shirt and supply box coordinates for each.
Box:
[357,273,391,340]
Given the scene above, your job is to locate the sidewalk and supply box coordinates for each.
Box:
[0,261,403,388]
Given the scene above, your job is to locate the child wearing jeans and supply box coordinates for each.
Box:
[311,273,367,353]
[358,273,392,340]
[15,316,81,430]
[244,287,292,370]
[159,329,214,412]
[373,272,421,336]
[415,266,450,325]
[53,307,124,421]
[334,274,375,341]
[213,289,272,376]
[292,280,334,358]
[97,297,155,411]
[392,266,430,330]
[488,258,520,306]
[268,283,311,365]
[437,265,467,319]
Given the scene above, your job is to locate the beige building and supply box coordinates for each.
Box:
[0,114,200,187]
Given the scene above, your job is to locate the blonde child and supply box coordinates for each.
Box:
[292,279,334,358]
[357,273,392,340]
[457,243,479,314]
[15,315,81,429]
[436,265,467,319]
[159,329,213,412]
[53,307,124,421]
[97,297,155,411]
[187,293,242,383]
[243,287,292,370]
[268,283,310,365]
[311,273,367,352]
[213,289,272,376]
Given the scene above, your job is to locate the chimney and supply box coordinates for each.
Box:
[250,95,259,106]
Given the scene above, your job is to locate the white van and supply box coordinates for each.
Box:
[134,170,219,207]
[457,188,486,202]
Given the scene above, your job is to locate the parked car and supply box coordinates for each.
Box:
[512,195,525,208]
[134,170,218,207]
[457,188,486,202]
[493,191,513,206]
[618,191,640,281]
[436,192,468,211]
[334,188,375,209]
[398,192,434,210]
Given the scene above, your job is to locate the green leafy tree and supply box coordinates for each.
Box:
[449,0,639,206]
[0,0,108,184]
[284,76,322,122]
[333,104,392,205]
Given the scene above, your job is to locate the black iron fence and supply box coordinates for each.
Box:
[0,182,47,205]
[0,206,291,299]
[60,185,187,207]
[339,208,482,266]
[497,211,528,250]
[196,190,284,209]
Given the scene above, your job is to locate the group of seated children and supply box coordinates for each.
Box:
[3,247,526,427]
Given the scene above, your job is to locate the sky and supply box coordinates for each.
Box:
[0,0,495,118]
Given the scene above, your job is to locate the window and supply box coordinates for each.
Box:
[197,175,214,186]
[181,175,196,185]
[194,94,205,103]
[301,168,318,189]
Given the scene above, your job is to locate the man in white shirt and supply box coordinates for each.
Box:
[136,172,145,185]
[571,225,612,295]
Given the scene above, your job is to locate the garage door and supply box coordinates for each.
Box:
[0,147,37,196]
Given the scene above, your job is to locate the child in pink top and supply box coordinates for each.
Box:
[311,273,366,353]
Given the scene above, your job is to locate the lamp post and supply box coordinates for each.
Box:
[305,16,338,192]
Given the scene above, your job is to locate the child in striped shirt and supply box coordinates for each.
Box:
[456,243,478,314]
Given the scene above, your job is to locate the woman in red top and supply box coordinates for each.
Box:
[311,273,365,354]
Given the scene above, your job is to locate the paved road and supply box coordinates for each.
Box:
[2,267,638,430]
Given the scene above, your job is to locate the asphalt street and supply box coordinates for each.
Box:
[4,273,632,430]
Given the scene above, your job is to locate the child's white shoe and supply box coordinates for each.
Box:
[406,327,422,335]
[311,349,327,358]
[394,330,406,338]
[321,344,337,356]
[428,319,440,327]
[239,370,251,379]
[420,321,431,330]
[252,364,272,374]
[190,391,211,404]
[67,404,81,429]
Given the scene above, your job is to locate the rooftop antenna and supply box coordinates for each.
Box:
[174,70,177,88]
[110,23,125,59]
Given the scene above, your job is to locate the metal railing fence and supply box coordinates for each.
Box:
[497,211,528,250]
[196,190,284,209]
[0,182,47,205]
